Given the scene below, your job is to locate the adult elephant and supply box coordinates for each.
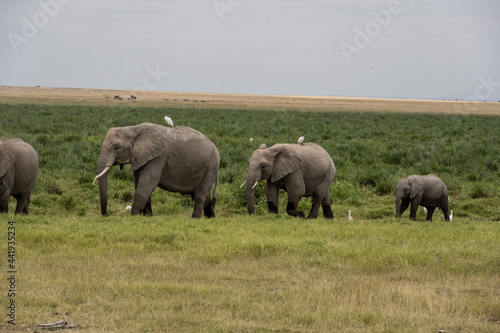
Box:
[94,123,220,218]
[0,138,39,214]
[395,174,449,221]
[243,143,335,219]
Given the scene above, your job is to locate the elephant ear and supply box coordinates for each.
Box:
[409,176,424,199]
[0,141,15,178]
[130,125,169,171]
[271,145,302,182]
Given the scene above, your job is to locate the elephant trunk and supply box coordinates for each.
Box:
[395,193,403,217]
[96,157,111,216]
[245,172,260,215]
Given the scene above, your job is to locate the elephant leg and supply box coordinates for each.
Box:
[322,204,333,219]
[132,164,163,215]
[0,196,8,213]
[441,197,450,221]
[286,201,305,218]
[192,194,208,218]
[409,201,419,221]
[321,191,333,219]
[266,182,279,214]
[399,198,410,216]
[307,192,324,219]
[14,193,29,215]
[426,207,436,221]
[142,197,153,216]
[308,202,320,219]
[132,172,159,216]
[203,196,215,218]
[443,208,450,221]
[285,180,305,218]
[286,191,305,218]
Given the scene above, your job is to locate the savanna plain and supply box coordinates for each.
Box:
[1,88,500,332]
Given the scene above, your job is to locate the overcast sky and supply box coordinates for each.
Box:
[1,0,499,101]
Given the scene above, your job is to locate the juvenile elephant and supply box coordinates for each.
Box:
[0,138,39,214]
[243,143,335,219]
[395,174,449,221]
[94,123,220,218]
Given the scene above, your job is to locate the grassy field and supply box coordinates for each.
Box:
[0,88,499,332]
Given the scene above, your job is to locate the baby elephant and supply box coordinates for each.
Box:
[395,174,449,221]
[0,138,39,214]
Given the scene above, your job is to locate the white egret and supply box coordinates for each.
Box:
[449,210,453,221]
[125,205,132,211]
[423,207,427,213]
[250,138,254,142]
[348,210,353,221]
[164,115,174,127]
[297,136,304,145]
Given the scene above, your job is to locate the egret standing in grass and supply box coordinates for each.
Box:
[449,210,453,221]
[297,136,304,145]
[164,115,174,127]
[348,210,353,221]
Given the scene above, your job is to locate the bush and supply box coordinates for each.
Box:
[58,195,76,210]
[331,181,358,201]
[470,183,491,199]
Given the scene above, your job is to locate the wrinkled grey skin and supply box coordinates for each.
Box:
[0,181,6,197]
[245,143,335,219]
[395,174,449,221]
[96,123,220,218]
[0,139,39,214]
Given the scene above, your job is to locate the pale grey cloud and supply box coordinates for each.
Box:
[1,0,499,100]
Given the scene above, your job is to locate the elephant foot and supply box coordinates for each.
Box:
[267,201,278,214]
[322,204,334,219]
[203,198,216,218]
[286,202,305,218]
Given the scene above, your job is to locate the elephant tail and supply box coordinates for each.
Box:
[211,177,218,212]
[204,177,217,218]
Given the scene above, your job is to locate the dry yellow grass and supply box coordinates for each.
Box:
[1,85,499,115]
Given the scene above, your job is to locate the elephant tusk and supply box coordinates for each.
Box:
[93,166,110,185]
[251,181,259,190]
[239,181,247,188]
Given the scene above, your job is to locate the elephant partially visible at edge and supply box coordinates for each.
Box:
[395,174,449,221]
[0,138,39,214]
[244,143,335,219]
[94,123,220,218]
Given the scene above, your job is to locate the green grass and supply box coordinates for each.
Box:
[1,103,499,219]
[0,102,499,332]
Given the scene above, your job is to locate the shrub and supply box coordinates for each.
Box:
[58,195,76,210]
[470,183,491,199]
[331,180,358,201]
